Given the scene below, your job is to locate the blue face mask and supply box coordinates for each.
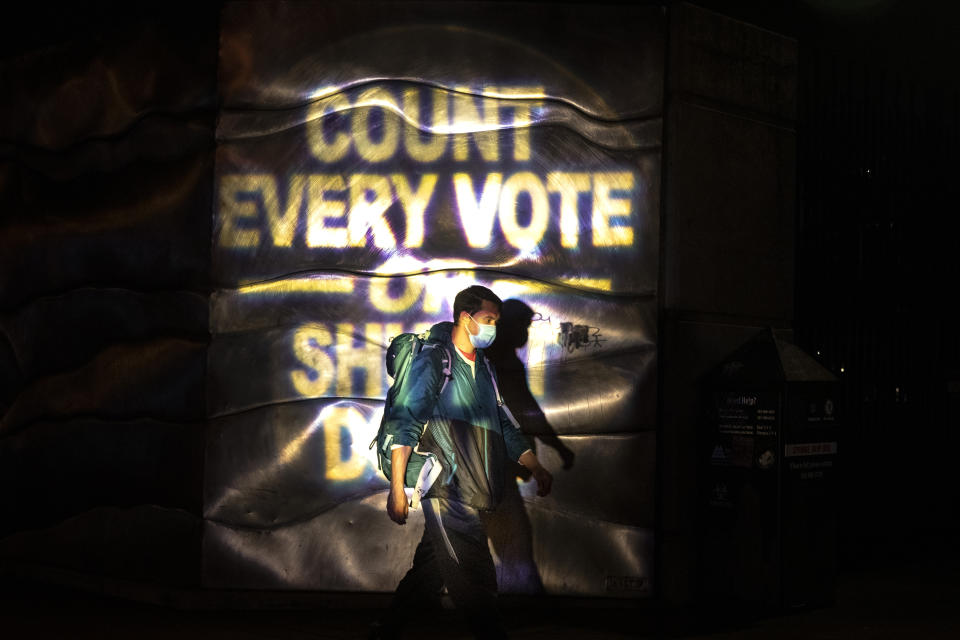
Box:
[467,314,497,349]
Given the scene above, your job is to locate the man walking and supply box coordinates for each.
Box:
[372,285,553,639]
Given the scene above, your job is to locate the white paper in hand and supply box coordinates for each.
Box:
[404,455,443,510]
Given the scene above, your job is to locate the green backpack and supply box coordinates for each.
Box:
[369,330,452,487]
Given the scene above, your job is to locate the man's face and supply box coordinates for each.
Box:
[462,299,500,335]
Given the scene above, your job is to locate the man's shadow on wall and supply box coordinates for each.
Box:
[482,299,575,594]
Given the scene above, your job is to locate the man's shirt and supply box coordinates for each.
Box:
[454,342,477,379]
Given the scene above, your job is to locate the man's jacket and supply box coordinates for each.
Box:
[382,321,531,510]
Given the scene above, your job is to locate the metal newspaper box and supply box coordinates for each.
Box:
[702,328,838,610]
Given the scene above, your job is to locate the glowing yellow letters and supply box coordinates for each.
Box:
[402,88,447,162]
[547,172,591,248]
[335,323,384,398]
[449,171,634,250]
[499,172,549,251]
[306,174,349,247]
[292,323,412,400]
[290,323,335,396]
[389,173,435,248]
[219,174,308,248]
[263,174,306,247]
[348,174,396,248]
[227,84,640,253]
[369,277,423,313]
[221,171,635,250]
[306,86,541,164]
[592,172,635,247]
[290,319,554,406]
[224,85,642,254]
[323,406,370,481]
[453,172,502,248]
[452,86,499,162]
[352,87,401,163]
[292,323,390,400]
[307,94,352,162]
[422,272,457,314]
[218,174,264,248]
[497,86,542,162]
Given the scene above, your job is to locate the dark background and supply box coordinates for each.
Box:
[2,0,958,608]
[694,0,960,571]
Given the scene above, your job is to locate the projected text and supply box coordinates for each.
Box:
[219,171,635,250]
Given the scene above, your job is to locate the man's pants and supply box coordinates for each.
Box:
[388,497,507,640]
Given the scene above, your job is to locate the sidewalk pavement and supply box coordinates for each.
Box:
[2,563,958,639]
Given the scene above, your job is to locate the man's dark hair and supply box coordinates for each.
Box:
[452,285,502,323]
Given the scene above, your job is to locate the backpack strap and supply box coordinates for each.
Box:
[483,358,504,407]
[420,343,453,397]
[438,347,452,395]
[484,358,525,432]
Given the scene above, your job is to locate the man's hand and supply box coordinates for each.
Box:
[387,485,409,525]
[518,449,553,497]
[387,445,413,525]
[531,466,552,497]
